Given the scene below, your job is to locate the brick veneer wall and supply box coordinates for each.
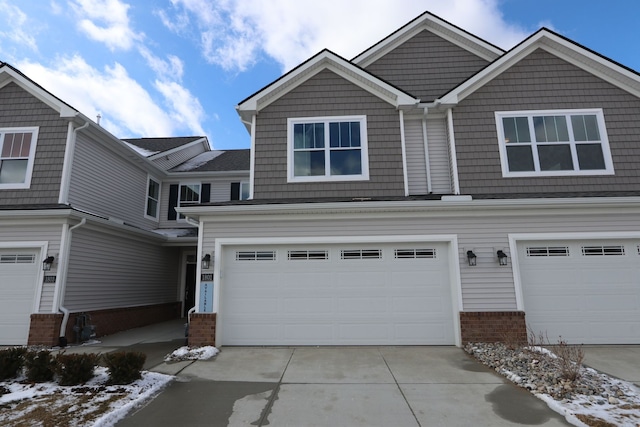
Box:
[188,313,216,346]
[28,313,64,346]
[28,302,181,346]
[460,311,527,343]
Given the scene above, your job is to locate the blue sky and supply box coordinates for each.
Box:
[1,0,638,150]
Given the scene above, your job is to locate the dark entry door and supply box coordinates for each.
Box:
[184,263,197,316]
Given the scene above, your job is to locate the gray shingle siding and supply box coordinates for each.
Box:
[0,82,67,205]
[365,30,490,101]
[453,49,640,195]
[253,69,405,200]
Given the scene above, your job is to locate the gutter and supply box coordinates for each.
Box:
[57,218,86,345]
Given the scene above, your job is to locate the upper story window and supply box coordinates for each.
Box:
[0,127,39,189]
[495,109,613,177]
[179,183,200,220]
[145,176,160,220]
[287,116,369,182]
[231,181,250,200]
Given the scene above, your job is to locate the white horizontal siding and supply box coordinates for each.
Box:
[427,116,452,194]
[69,134,156,230]
[0,223,64,313]
[64,227,180,311]
[404,119,428,195]
[202,209,640,312]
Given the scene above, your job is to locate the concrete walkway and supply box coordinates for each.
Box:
[64,321,637,426]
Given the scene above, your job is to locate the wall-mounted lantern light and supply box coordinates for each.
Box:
[43,256,55,271]
[497,250,508,266]
[201,254,211,270]
[466,250,477,266]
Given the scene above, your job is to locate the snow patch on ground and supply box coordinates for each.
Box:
[164,346,219,362]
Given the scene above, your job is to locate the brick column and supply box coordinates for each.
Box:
[460,311,527,344]
[188,313,217,347]
[28,313,63,346]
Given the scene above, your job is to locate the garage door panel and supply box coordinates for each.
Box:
[519,240,640,344]
[221,243,454,345]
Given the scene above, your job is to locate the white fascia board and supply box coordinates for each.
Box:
[353,14,503,67]
[439,30,640,105]
[237,51,419,114]
[148,137,210,161]
[179,196,640,221]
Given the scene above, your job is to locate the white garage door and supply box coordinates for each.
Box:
[0,250,40,345]
[518,240,640,344]
[220,243,455,345]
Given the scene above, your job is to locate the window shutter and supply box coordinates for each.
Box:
[168,184,178,220]
[230,182,240,200]
[201,183,211,203]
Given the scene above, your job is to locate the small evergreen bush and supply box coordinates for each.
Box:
[104,351,146,385]
[25,349,56,383]
[55,353,100,386]
[0,347,27,380]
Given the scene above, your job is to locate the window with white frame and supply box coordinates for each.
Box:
[495,109,613,176]
[287,116,369,182]
[178,183,200,220]
[240,182,250,200]
[145,177,160,220]
[0,127,39,189]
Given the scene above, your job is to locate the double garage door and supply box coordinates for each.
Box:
[0,249,40,345]
[219,242,455,346]
[519,240,640,344]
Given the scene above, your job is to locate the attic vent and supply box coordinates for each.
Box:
[341,249,382,260]
[581,245,625,256]
[394,249,436,259]
[0,254,36,263]
[236,250,276,261]
[288,250,329,261]
[526,246,570,257]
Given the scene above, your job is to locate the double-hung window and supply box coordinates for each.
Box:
[145,177,161,220]
[495,109,613,177]
[178,183,200,220]
[287,116,369,182]
[0,127,39,189]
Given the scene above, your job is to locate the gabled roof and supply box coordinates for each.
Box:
[122,136,206,154]
[236,49,419,127]
[437,28,640,106]
[170,149,250,173]
[352,11,504,67]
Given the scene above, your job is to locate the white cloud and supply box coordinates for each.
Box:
[138,46,185,80]
[69,0,143,51]
[17,56,193,138]
[0,0,38,52]
[154,80,206,136]
[159,0,530,72]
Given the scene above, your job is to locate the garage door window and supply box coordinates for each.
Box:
[236,251,276,261]
[0,254,36,263]
[341,249,382,260]
[394,248,436,259]
[581,245,625,256]
[526,246,569,257]
[287,250,329,260]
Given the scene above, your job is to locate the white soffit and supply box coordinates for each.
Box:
[438,30,640,105]
[352,13,503,67]
[237,51,419,117]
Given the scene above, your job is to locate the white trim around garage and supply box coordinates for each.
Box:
[210,234,463,346]
[0,241,49,314]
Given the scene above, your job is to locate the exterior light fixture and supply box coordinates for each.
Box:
[497,250,508,266]
[43,256,55,271]
[201,254,211,270]
[466,250,477,266]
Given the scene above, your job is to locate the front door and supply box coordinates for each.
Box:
[184,261,197,316]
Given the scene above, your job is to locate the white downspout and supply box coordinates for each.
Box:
[249,114,256,200]
[398,110,409,197]
[421,109,433,194]
[57,218,87,340]
[58,120,89,204]
[446,108,461,195]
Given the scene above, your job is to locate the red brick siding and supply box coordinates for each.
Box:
[460,311,527,343]
[28,313,64,346]
[188,313,216,347]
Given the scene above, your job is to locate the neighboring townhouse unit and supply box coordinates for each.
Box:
[182,12,640,347]
[0,62,249,346]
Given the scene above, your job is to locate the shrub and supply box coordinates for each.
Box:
[25,349,56,383]
[551,338,584,382]
[0,347,27,380]
[104,351,146,385]
[55,353,100,386]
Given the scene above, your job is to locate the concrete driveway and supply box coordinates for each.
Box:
[583,345,640,386]
[119,346,571,427]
